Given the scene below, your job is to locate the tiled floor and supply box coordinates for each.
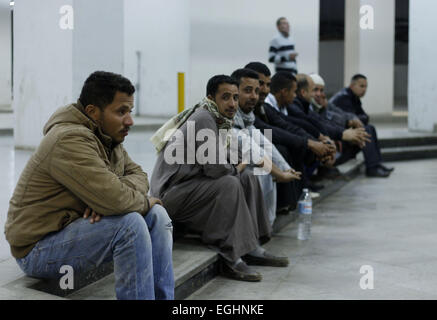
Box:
[187,159,437,299]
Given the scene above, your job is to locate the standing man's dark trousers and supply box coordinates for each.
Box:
[335,124,382,170]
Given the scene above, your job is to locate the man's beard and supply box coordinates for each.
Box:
[311,98,323,111]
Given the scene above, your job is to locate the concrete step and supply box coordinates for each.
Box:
[379,135,437,148]
[66,239,219,300]
[381,145,437,162]
[0,239,219,300]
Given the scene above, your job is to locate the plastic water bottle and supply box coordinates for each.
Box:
[297,188,312,240]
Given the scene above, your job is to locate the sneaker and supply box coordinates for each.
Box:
[221,260,262,282]
[243,251,289,267]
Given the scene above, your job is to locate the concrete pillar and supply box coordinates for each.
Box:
[124,0,190,117]
[344,0,395,116]
[0,0,12,110]
[408,0,437,132]
[13,0,124,149]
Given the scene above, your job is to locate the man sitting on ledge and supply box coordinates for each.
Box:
[329,74,394,177]
[4,71,174,300]
[150,75,289,283]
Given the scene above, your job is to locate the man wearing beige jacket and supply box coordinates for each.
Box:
[4,71,174,300]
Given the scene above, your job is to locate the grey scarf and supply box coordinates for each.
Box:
[234,108,256,130]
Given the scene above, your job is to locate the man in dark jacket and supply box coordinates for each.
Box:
[245,64,333,194]
[329,74,370,125]
[329,74,394,177]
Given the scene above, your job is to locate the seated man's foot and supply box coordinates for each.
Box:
[366,166,390,178]
[243,251,289,267]
[221,260,262,282]
[277,206,290,215]
[305,181,325,192]
[317,166,342,180]
[378,164,395,173]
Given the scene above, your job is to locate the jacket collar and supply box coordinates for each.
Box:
[75,100,115,150]
[346,87,361,103]
[294,96,310,114]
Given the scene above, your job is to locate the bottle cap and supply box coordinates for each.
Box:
[303,188,309,193]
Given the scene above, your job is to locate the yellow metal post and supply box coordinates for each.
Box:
[178,72,185,113]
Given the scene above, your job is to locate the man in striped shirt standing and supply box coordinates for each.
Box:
[269,17,299,75]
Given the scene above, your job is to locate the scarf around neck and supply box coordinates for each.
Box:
[234,108,256,130]
[150,97,234,153]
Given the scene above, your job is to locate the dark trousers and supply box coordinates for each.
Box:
[275,143,311,210]
[335,124,382,169]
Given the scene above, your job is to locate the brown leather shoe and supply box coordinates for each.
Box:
[243,251,290,267]
[221,260,262,282]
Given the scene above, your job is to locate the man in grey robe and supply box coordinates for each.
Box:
[150,75,289,282]
[231,68,301,226]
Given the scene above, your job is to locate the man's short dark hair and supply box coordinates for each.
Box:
[206,75,238,97]
[276,17,287,26]
[270,71,296,94]
[296,74,310,95]
[244,62,271,77]
[230,68,259,85]
[351,74,367,82]
[79,71,135,110]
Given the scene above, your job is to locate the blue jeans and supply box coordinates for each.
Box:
[16,205,174,300]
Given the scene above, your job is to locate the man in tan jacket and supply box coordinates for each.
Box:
[4,71,174,300]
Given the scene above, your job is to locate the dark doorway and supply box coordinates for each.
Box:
[319,0,345,98]
[394,0,409,112]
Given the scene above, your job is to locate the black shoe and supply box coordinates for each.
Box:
[277,205,292,215]
[243,251,290,267]
[221,260,262,282]
[317,167,342,180]
[378,164,394,173]
[305,181,325,192]
[366,167,390,178]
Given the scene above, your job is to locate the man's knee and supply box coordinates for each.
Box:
[365,124,376,135]
[118,212,149,240]
[146,205,173,232]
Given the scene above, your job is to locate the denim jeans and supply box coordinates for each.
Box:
[16,205,174,300]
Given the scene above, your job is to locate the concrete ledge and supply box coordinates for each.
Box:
[382,145,437,162]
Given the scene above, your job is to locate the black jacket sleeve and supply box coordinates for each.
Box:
[254,116,308,151]
[264,104,317,140]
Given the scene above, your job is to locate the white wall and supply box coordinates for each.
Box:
[0,0,11,109]
[124,0,190,117]
[14,0,125,149]
[13,0,74,149]
[409,0,437,132]
[189,0,319,106]
[345,0,395,115]
[72,0,124,99]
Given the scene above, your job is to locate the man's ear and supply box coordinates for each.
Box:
[84,104,101,122]
[207,94,214,101]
